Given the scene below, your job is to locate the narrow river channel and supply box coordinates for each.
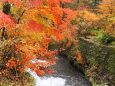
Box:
[28,57,91,86]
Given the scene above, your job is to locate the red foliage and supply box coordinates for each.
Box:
[0,11,15,30]
[26,0,42,8]
[2,0,22,8]
[0,0,77,77]
[66,41,71,47]
[27,20,44,32]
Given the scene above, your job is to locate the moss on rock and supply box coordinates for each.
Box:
[78,37,115,86]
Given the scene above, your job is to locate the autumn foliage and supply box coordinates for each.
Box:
[0,0,77,82]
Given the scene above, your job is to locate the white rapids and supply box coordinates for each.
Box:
[27,58,91,86]
[28,69,66,86]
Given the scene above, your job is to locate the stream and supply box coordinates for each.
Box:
[28,57,91,86]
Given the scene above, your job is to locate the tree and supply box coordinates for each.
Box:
[0,0,77,84]
[97,0,115,35]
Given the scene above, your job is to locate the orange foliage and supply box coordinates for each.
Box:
[0,0,77,77]
[0,11,15,30]
[76,51,83,64]
[98,0,115,15]
[6,58,17,69]
[27,20,44,32]
[2,0,22,8]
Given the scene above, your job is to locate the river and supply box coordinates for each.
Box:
[28,57,91,86]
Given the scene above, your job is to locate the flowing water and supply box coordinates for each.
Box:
[28,57,91,86]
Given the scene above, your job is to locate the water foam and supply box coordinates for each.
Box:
[28,69,66,86]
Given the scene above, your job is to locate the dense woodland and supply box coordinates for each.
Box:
[0,0,114,86]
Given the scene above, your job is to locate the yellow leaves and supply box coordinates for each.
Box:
[21,6,55,27]
[39,6,54,20]
[79,10,99,22]
[21,8,38,23]
[27,31,45,42]
[96,0,115,35]
[0,2,3,10]
[11,6,17,15]
[98,0,115,15]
